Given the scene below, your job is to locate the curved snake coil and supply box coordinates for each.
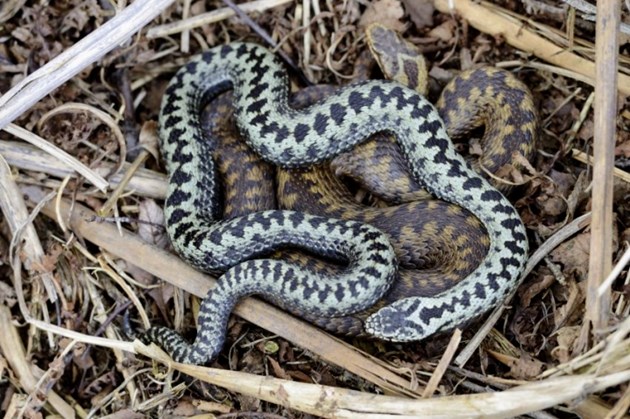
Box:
[144,42,529,364]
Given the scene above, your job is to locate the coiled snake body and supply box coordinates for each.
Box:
[144,42,529,364]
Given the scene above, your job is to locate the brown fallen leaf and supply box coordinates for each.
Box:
[138,199,167,249]
[615,139,630,157]
[519,274,555,308]
[428,19,456,42]
[268,356,292,380]
[551,326,581,364]
[359,0,406,32]
[508,351,546,380]
[550,231,591,279]
[401,0,434,30]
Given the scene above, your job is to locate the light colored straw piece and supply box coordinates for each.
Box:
[143,353,630,418]
[572,149,630,183]
[586,0,620,336]
[3,123,109,191]
[146,0,293,38]
[0,140,167,199]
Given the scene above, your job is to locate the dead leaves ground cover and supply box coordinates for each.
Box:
[0,0,629,417]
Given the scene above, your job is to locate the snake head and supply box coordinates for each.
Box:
[364,299,426,342]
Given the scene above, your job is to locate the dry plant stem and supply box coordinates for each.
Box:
[221,0,307,82]
[2,124,109,191]
[0,304,75,418]
[180,0,192,53]
[0,141,167,199]
[572,149,630,183]
[432,0,630,96]
[0,154,57,305]
[22,186,422,398]
[146,0,293,38]
[0,0,175,130]
[607,384,630,419]
[99,150,150,216]
[576,397,625,419]
[587,0,620,337]
[82,270,138,403]
[598,247,630,296]
[542,306,630,380]
[565,91,596,151]
[456,213,593,366]
[422,328,461,398]
[141,354,630,419]
[499,61,598,89]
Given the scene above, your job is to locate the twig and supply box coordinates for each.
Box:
[2,123,109,191]
[146,0,292,38]
[562,0,630,35]
[598,246,630,297]
[572,150,630,183]
[144,358,630,418]
[0,141,167,199]
[221,0,311,85]
[422,329,461,398]
[0,305,75,418]
[586,0,619,341]
[0,154,58,304]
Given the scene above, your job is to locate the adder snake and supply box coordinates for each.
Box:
[142,41,532,364]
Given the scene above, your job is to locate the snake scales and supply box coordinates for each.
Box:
[142,40,533,365]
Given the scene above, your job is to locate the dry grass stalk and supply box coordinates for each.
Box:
[0,0,628,416]
[129,344,630,419]
[585,0,620,341]
[457,213,593,366]
[2,123,108,191]
[0,154,58,302]
[572,150,630,183]
[146,0,293,38]
[0,306,75,417]
[0,141,167,199]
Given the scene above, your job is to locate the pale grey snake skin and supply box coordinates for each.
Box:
[141,42,529,364]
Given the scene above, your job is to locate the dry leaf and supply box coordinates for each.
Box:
[550,232,591,279]
[402,0,434,29]
[508,351,546,379]
[267,356,292,380]
[138,199,168,248]
[551,326,581,363]
[552,280,583,328]
[428,20,455,42]
[536,194,567,216]
[519,274,555,307]
[359,0,405,32]
[615,140,630,157]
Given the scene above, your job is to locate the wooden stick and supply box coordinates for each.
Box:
[586,0,619,340]
[141,357,630,419]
